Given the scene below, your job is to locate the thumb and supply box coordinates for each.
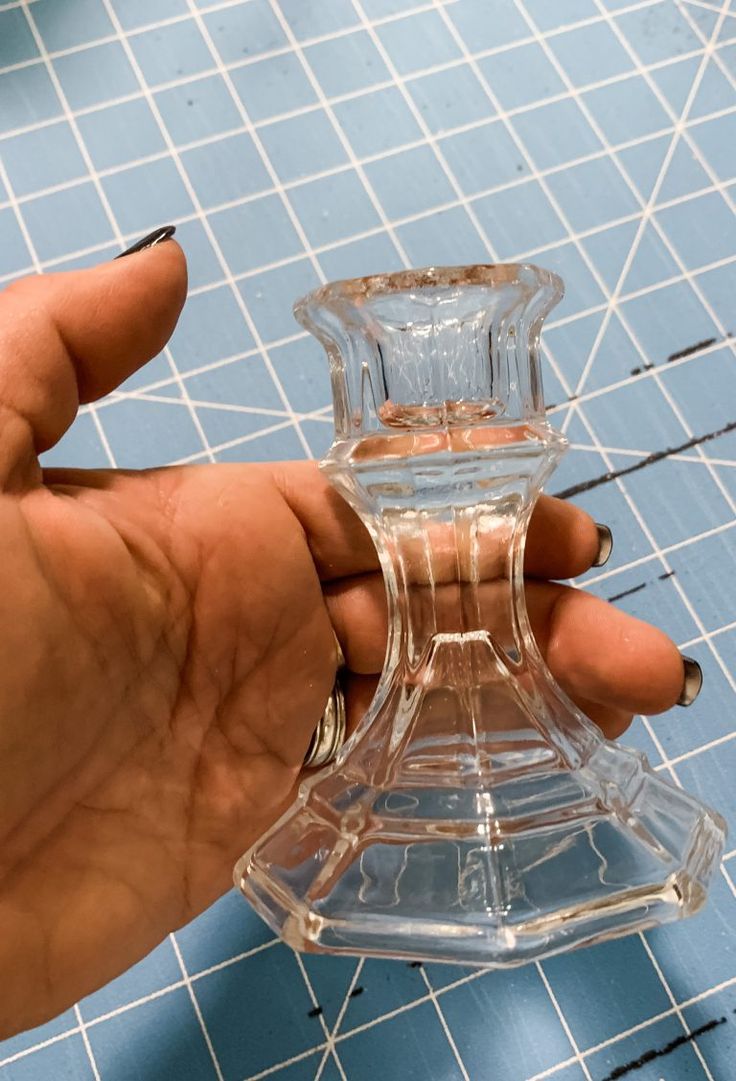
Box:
[0,231,187,473]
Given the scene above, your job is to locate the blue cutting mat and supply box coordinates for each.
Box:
[1,0,736,1078]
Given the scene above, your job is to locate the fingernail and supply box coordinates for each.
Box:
[115,224,176,259]
[592,523,613,567]
[677,655,703,707]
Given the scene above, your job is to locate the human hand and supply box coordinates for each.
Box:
[0,235,693,1036]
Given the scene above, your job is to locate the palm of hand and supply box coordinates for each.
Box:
[0,241,686,1036]
[2,461,337,1029]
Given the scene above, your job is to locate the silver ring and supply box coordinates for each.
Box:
[304,675,347,768]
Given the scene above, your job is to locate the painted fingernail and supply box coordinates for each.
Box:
[592,523,613,567]
[115,224,176,259]
[677,655,703,707]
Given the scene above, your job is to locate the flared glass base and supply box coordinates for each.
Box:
[237,727,724,967]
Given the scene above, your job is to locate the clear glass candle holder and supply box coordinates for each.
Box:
[235,264,726,967]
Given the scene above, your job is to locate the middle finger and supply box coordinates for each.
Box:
[326,573,684,718]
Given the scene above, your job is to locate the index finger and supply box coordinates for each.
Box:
[272,461,601,581]
[0,239,187,476]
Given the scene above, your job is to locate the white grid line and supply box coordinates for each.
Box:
[535,964,594,1081]
[3,30,735,163]
[566,442,736,467]
[0,0,449,80]
[312,957,364,1081]
[685,0,736,16]
[170,934,225,1081]
[510,0,736,449]
[58,284,727,416]
[0,0,669,84]
[511,15,736,1076]
[4,150,736,299]
[418,966,471,1081]
[581,518,736,589]
[72,1005,101,1081]
[8,16,725,290]
[517,0,736,795]
[292,952,348,1081]
[349,0,504,261]
[21,0,214,468]
[267,0,409,266]
[1,95,735,222]
[573,0,736,479]
[4,957,735,1078]
[505,0,736,706]
[1,15,119,471]
[640,934,717,1080]
[1,0,736,1078]
[98,0,312,461]
[181,0,334,458]
[573,15,736,683]
[432,2,736,1061]
[96,0,220,465]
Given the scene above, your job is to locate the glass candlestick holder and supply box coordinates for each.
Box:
[235,264,725,967]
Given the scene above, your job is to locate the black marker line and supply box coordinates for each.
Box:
[658,570,676,581]
[307,1006,323,1019]
[602,1016,726,1081]
[567,336,725,412]
[608,582,648,603]
[554,418,736,500]
[349,987,364,998]
[667,337,717,362]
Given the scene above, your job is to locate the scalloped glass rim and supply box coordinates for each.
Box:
[293,262,564,323]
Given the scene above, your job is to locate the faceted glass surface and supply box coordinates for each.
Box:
[235,264,726,967]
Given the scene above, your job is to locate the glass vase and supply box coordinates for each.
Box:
[235,264,725,966]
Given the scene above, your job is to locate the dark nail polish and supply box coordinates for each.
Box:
[592,523,613,567]
[116,224,176,259]
[677,655,703,707]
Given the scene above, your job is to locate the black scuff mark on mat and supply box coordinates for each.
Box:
[607,582,648,603]
[601,1016,726,1081]
[554,419,736,500]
